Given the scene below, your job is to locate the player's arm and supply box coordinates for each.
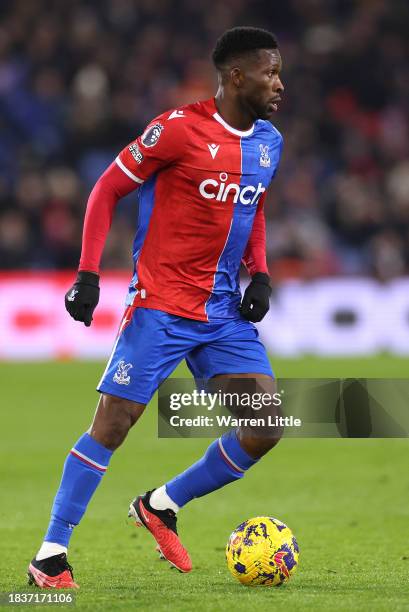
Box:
[240,193,272,323]
[64,161,140,326]
[65,112,187,326]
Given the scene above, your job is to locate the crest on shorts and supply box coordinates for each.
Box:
[141,123,164,148]
[129,143,144,164]
[259,144,271,168]
[113,360,133,385]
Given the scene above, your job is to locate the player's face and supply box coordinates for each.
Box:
[240,49,284,120]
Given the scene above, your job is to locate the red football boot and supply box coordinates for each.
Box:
[128,490,192,573]
[28,553,79,589]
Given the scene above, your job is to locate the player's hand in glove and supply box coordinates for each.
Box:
[239,272,272,323]
[65,271,100,327]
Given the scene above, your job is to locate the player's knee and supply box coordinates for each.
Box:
[97,423,126,451]
[255,433,282,457]
[90,394,145,451]
[239,428,283,459]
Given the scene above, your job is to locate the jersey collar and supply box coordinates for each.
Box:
[210,98,255,137]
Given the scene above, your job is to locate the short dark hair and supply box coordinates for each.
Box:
[212,27,278,69]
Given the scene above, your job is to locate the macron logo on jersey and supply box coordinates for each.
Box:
[199,172,265,205]
[207,143,220,159]
[168,110,185,120]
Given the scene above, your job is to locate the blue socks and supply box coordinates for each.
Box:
[166,430,258,507]
[44,430,256,548]
[44,433,112,547]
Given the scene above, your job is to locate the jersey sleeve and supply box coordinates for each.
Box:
[78,161,139,273]
[78,109,188,273]
[242,192,268,276]
[241,129,283,276]
[115,110,188,184]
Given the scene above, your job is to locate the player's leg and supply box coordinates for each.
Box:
[28,393,146,588]
[152,374,281,511]
[89,392,145,449]
[138,319,280,564]
[217,373,283,459]
[139,375,280,570]
[28,307,188,587]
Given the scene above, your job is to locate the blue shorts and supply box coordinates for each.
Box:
[97,307,273,404]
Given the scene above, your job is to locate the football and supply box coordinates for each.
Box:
[225,516,299,586]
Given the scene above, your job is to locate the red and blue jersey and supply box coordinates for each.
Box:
[81,98,283,322]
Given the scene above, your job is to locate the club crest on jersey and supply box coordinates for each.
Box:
[259,144,271,168]
[128,143,144,164]
[141,123,164,148]
[113,360,133,385]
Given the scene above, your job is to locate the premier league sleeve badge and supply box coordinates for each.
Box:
[141,123,164,148]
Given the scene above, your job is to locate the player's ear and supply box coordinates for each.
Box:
[231,67,244,88]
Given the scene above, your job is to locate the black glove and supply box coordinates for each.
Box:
[65,271,100,327]
[240,272,272,323]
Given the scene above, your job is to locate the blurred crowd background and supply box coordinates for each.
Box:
[0,0,408,280]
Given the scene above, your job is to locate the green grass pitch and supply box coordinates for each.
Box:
[0,356,409,611]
